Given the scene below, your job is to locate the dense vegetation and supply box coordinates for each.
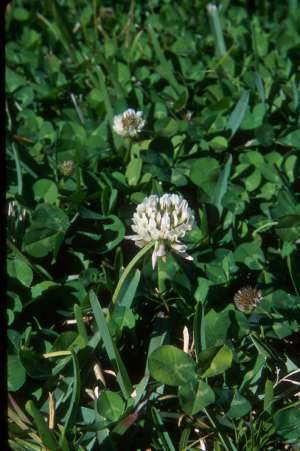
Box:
[6,0,300,449]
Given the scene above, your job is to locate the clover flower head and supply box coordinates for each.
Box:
[126,193,195,269]
[59,160,75,176]
[113,108,145,138]
[234,286,263,313]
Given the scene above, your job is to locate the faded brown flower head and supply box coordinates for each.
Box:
[59,160,75,176]
[234,286,263,313]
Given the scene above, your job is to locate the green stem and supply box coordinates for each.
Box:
[112,241,155,304]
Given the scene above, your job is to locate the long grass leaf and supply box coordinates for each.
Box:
[212,154,232,215]
[25,400,60,450]
[152,407,176,451]
[287,253,300,296]
[145,316,170,373]
[62,350,81,433]
[148,25,181,94]
[113,268,141,309]
[74,304,89,345]
[112,241,154,305]
[227,90,250,138]
[89,290,133,398]
[12,144,23,196]
[207,3,227,57]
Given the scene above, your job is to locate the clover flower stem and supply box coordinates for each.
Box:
[112,241,155,305]
[123,139,132,165]
[157,257,163,294]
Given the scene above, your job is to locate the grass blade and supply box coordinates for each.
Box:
[113,268,141,309]
[212,154,232,216]
[112,241,154,305]
[12,144,23,196]
[62,350,81,433]
[227,90,250,138]
[148,25,181,94]
[207,3,227,57]
[74,304,89,345]
[89,290,133,398]
[25,400,59,450]
[287,252,300,296]
[152,407,176,451]
[145,316,170,373]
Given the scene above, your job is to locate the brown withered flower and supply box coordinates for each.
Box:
[234,286,263,313]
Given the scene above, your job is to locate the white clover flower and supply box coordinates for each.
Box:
[126,193,195,269]
[112,108,145,138]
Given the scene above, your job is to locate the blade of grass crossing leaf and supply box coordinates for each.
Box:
[36,13,73,60]
[193,302,206,359]
[95,66,115,122]
[12,144,23,196]
[287,253,300,296]
[49,1,74,49]
[94,43,124,97]
[112,241,154,305]
[90,290,133,398]
[74,304,89,345]
[94,65,121,151]
[94,400,117,450]
[114,269,141,310]
[204,408,236,451]
[250,21,259,70]
[255,72,266,104]
[57,425,71,451]
[179,427,191,451]
[292,79,299,116]
[148,25,181,94]
[25,400,60,450]
[201,302,206,351]
[212,154,232,215]
[152,407,176,451]
[207,3,227,57]
[8,394,32,425]
[62,351,81,434]
[52,331,102,377]
[264,379,274,414]
[227,91,250,138]
[9,437,42,451]
[145,317,170,373]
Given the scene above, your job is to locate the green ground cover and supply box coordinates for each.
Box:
[6,0,300,449]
